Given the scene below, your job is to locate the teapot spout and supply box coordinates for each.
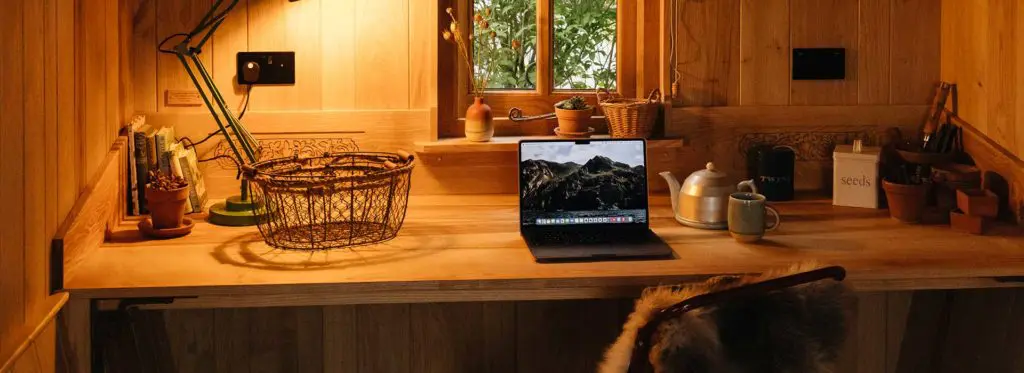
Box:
[658,172,681,215]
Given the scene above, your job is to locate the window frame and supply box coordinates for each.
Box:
[437,0,639,138]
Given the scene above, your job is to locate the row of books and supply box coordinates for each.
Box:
[124,116,209,216]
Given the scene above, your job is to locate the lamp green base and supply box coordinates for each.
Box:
[208,195,263,227]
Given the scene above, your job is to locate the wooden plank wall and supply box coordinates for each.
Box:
[0,0,126,370]
[940,0,1024,159]
[130,0,941,197]
[676,0,940,107]
[95,289,1024,373]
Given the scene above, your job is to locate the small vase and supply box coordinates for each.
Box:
[146,185,190,229]
[465,96,494,142]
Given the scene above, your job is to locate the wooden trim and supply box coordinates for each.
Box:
[670,105,930,128]
[536,0,552,96]
[950,111,1024,224]
[0,293,69,372]
[616,0,637,98]
[51,137,127,291]
[415,136,684,154]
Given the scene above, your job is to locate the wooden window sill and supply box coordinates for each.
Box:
[414,136,686,154]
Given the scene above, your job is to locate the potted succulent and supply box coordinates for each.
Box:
[554,96,593,134]
[146,170,190,229]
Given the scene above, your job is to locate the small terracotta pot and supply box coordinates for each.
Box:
[554,107,593,133]
[465,96,494,142]
[146,185,190,229]
[881,180,928,223]
[956,188,999,218]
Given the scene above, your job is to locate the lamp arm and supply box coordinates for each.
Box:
[167,0,260,169]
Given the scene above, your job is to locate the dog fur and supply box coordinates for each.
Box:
[599,264,851,373]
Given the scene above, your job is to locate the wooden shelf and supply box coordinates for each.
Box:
[415,136,686,154]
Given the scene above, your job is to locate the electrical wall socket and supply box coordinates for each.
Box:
[237,52,296,85]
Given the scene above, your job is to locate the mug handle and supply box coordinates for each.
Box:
[765,205,781,232]
[737,179,759,194]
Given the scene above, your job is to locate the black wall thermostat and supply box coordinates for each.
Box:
[237,52,296,85]
[792,48,845,80]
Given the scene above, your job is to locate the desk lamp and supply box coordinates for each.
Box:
[160,0,299,226]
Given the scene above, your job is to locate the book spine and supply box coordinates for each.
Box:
[169,151,193,214]
[178,156,202,212]
[155,133,169,175]
[133,132,150,213]
[127,129,137,216]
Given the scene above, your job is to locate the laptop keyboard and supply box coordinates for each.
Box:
[526,229,650,246]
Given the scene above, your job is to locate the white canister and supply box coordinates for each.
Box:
[833,144,881,209]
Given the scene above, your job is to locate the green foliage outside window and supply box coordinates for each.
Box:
[473,0,617,91]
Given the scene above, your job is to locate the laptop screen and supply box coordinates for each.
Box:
[519,139,648,227]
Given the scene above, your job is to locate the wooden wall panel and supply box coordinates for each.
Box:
[354,0,411,110]
[679,0,939,107]
[1,0,28,346]
[857,0,891,105]
[320,0,357,110]
[941,0,1024,159]
[2,0,124,368]
[890,0,941,105]
[789,0,858,105]
[676,0,740,106]
[249,0,322,111]
[738,0,789,106]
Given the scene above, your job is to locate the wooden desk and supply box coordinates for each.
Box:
[60,195,1024,372]
[66,195,1024,305]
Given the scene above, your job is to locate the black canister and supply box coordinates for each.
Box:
[749,145,795,201]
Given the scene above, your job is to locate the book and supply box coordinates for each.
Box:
[167,143,194,214]
[132,121,156,214]
[125,116,148,215]
[176,147,207,213]
[153,126,177,176]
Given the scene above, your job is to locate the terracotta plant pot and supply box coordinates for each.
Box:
[881,180,928,223]
[146,185,190,229]
[465,96,494,142]
[554,107,593,134]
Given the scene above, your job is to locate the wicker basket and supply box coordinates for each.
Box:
[241,151,415,251]
[597,88,661,138]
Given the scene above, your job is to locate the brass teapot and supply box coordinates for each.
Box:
[659,162,757,229]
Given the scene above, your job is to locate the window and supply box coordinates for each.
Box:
[439,0,638,138]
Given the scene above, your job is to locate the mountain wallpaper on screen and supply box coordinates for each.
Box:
[521,155,646,212]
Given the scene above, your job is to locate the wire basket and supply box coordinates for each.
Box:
[597,88,661,138]
[241,151,415,251]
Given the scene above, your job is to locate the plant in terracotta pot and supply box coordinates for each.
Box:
[554,96,593,135]
[881,164,929,223]
[146,170,190,229]
[441,7,518,142]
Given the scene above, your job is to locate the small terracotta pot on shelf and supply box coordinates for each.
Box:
[956,188,999,218]
[146,185,190,229]
[554,107,593,134]
[950,209,986,235]
[881,179,929,223]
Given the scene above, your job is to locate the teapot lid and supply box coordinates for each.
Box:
[683,162,728,188]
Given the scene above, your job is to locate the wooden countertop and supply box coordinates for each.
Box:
[65,195,1024,303]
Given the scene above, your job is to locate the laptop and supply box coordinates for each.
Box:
[519,138,673,262]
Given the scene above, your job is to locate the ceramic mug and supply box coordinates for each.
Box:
[727,192,781,242]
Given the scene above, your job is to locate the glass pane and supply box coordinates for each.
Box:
[554,0,617,90]
[473,0,537,90]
